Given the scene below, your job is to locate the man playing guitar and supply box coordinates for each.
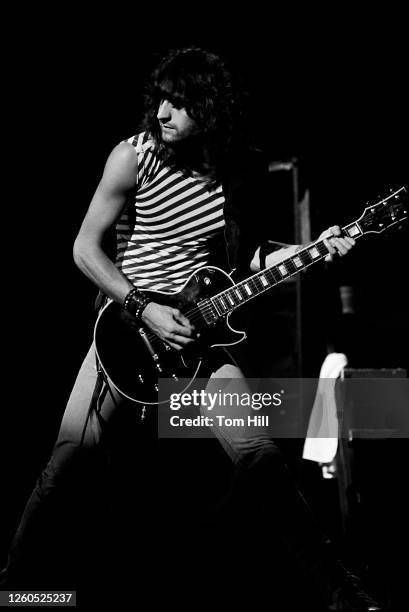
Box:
[2,47,387,611]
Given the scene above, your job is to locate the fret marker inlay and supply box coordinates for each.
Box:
[347,225,361,237]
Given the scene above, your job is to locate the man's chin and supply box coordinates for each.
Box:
[161,134,178,144]
[161,128,179,143]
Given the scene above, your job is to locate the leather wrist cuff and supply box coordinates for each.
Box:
[123,288,150,321]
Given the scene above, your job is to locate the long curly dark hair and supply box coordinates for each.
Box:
[141,47,247,183]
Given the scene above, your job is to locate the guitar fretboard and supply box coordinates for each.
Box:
[208,221,363,318]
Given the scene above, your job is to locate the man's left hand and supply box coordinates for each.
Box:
[319,225,355,262]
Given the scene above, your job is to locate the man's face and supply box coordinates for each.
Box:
[157,98,200,143]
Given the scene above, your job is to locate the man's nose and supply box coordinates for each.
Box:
[157,99,171,121]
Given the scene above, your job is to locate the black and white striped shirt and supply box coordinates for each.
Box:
[115,133,226,292]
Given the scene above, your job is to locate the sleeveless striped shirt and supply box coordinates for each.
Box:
[115,133,226,292]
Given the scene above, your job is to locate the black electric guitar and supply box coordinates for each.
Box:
[94,186,408,405]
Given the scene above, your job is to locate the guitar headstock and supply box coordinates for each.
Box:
[357,186,408,235]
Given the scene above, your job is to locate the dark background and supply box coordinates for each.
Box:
[1,8,408,608]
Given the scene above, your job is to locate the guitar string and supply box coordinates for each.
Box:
[142,201,406,346]
[144,234,347,344]
[185,201,397,317]
[143,244,330,345]
[149,222,359,330]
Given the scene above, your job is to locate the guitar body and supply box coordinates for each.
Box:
[94,266,246,404]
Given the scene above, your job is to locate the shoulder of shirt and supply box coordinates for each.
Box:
[124,131,156,154]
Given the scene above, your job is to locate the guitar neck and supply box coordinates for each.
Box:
[210,220,364,317]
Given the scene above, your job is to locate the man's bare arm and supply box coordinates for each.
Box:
[250,244,301,272]
[73,141,139,303]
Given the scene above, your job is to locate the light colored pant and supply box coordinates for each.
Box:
[55,343,277,468]
[205,364,277,463]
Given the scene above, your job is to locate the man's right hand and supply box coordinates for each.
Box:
[141,303,196,351]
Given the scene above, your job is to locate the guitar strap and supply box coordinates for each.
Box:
[78,354,115,448]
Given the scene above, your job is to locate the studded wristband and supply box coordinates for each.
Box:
[123,288,151,321]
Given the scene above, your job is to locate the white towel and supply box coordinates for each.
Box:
[302,352,348,463]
